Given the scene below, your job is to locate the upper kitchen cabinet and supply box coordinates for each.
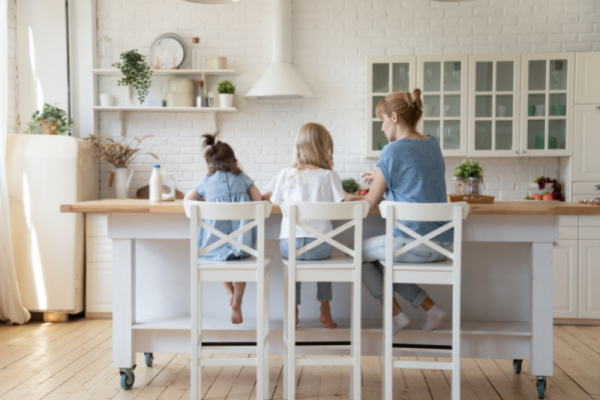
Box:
[417,55,469,157]
[575,52,600,104]
[366,56,416,158]
[520,53,575,156]
[468,55,521,157]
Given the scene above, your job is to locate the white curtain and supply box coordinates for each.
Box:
[0,0,31,325]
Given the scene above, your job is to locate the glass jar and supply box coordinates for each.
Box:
[99,36,112,69]
[467,177,483,195]
[452,177,467,195]
[191,37,201,69]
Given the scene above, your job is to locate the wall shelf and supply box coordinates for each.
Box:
[92,68,236,76]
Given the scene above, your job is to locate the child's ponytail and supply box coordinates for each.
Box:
[202,132,242,176]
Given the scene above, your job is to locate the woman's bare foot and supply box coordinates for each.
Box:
[231,299,243,324]
[320,301,337,329]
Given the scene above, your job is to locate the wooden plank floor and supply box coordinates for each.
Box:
[1,319,599,399]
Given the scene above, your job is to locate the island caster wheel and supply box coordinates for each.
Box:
[513,359,522,374]
[120,370,135,390]
[536,376,546,399]
[145,352,154,367]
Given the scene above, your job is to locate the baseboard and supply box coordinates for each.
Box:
[554,318,600,326]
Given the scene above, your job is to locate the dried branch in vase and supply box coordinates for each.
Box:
[85,134,159,168]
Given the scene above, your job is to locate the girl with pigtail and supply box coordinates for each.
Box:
[184,132,262,325]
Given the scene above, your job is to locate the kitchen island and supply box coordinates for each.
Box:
[62,200,600,395]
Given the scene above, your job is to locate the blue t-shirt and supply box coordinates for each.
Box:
[377,136,452,242]
[194,170,256,260]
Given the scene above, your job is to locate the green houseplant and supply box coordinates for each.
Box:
[217,80,236,108]
[453,159,484,195]
[24,103,76,135]
[112,49,153,104]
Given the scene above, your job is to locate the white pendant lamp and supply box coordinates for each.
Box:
[184,0,240,4]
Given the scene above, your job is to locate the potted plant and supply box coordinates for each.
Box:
[112,49,153,105]
[24,103,76,135]
[85,134,159,198]
[217,80,236,108]
[453,159,484,195]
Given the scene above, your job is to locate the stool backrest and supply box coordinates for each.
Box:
[281,201,369,262]
[184,201,273,262]
[379,201,469,261]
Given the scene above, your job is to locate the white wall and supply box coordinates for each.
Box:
[7,0,17,133]
[16,0,69,133]
[93,0,598,198]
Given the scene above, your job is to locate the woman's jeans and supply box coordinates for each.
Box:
[362,234,452,308]
[280,238,332,305]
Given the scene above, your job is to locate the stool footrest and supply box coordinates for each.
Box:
[297,357,355,367]
[392,360,454,370]
[200,358,257,367]
[393,343,452,350]
[202,341,257,347]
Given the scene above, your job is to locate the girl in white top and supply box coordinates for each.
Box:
[263,123,345,329]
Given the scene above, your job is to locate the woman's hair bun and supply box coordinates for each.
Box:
[411,88,423,110]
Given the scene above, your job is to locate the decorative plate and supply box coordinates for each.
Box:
[149,33,185,69]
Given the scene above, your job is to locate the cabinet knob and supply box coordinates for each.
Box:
[515,150,519,154]
[522,150,526,154]
[596,106,600,113]
[594,184,600,190]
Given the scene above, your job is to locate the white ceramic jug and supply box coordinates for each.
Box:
[114,168,134,199]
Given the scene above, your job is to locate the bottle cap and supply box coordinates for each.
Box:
[192,37,199,44]
[153,164,161,168]
[197,80,204,86]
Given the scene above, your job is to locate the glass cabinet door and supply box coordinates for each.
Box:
[521,53,574,156]
[418,56,468,156]
[468,56,521,156]
[366,57,416,158]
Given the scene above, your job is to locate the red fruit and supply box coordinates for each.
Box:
[531,193,542,200]
[543,193,554,201]
[355,190,362,195]
[360,189,368,195]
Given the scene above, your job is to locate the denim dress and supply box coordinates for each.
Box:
[194,170,256,261]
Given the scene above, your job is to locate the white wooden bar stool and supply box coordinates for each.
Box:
[185,201,272,400]
[281,201,369,400]
[379,201,469,400]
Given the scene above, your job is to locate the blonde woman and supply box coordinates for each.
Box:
[262,123,345,329]
[346,89,449,332]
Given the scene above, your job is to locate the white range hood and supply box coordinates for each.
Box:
[245,0,313,100]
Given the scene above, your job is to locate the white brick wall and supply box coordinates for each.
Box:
[90,0,597,199]
[7,0,17,133]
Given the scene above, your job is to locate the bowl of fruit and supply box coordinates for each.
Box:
[525,176,564,201]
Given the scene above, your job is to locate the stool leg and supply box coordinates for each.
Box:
[287,269,296,400]
[264,269,270,400]
[282,266,288,399]
[257,275,264,400]
[191,278,202,400]
[383,267,393,400]
[352,281,361,400]
[452,286,461,399]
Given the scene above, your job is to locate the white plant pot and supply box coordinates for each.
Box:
[113,168,133,199]
[219,93,234,108]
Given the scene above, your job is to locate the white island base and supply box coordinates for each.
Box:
[106,211,553,395]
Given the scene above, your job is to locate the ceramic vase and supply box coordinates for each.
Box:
[114,168,134,199]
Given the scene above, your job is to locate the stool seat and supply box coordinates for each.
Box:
[281,201,369,400]
[185,201,272,400]
[379,201,469,400]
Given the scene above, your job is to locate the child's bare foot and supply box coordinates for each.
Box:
[231,299,243,324]
[320,301,337,329]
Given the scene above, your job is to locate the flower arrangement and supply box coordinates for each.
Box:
[25,103,76,135]
[85,134,158,168]
[454,159,484,178]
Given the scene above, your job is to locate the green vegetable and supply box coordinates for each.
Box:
[454,159,484,178]
[342,178,359,194]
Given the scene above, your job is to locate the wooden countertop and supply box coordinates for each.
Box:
[60,199,600,215]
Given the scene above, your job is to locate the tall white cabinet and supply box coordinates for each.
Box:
[553,51,600,321]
